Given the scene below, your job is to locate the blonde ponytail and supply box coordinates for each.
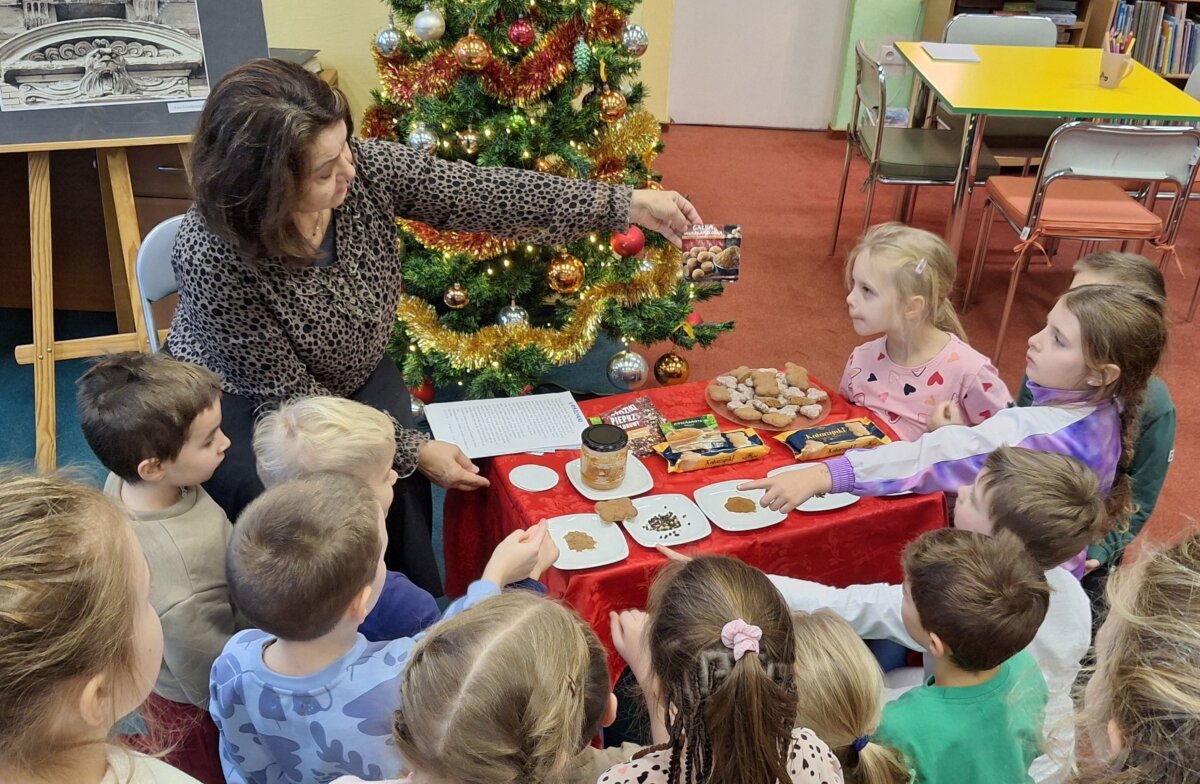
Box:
[793,611,910,784]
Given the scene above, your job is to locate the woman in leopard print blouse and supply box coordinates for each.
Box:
[168,59,699,592]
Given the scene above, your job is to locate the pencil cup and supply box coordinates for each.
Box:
[1099,50,1134,89]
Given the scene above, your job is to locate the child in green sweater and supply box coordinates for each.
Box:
[878,528,1050,784]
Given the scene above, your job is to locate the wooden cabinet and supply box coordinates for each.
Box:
[922,0,1119,48]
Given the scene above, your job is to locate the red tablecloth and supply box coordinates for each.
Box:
[443,379,947,681]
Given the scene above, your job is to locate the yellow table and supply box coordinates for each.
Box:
[896,42,1200,258]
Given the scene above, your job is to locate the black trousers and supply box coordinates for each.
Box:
[202,357,442,595]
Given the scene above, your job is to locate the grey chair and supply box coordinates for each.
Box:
[135,214,184,352]
[937,14,1065,168]
[830,41,1001,254]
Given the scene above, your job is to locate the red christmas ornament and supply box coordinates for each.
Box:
[686,312,704,327]
[409,377,435,404]
[508,17,536,48]
[521,384,533,395]
[610,225,645,257]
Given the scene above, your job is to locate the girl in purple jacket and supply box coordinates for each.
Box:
[744,286,1167,567]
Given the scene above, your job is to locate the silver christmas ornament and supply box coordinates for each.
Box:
[411,396,426,422]
[607,350,649,390]
[412,5,446,42]
[408,122,437,154]
[623,24,649,57]
[375,14,402,55]
[497,300,529,327]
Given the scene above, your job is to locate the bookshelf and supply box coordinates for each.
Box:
[922,0,1118,48]
[1107,0,1200,80]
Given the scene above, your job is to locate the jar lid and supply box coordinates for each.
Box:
[582,424,628,452]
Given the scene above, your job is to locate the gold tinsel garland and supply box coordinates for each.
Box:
[397,220,518,260]
[587,110,661,170]
[397,245,682,368]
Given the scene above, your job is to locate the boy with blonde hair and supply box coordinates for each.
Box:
[771,446,1105,783]
[212,472,549,784]
[254,396,438,639]
[77,351,235,783]
[879,528,1050,784]
[253,396,556,641]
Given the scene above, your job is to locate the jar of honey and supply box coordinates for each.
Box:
[579,424,629,490]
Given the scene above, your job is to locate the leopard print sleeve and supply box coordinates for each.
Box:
[355,138,633,244]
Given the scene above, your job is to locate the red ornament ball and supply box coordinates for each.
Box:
[686,313,704,326]
[409,377,435,404]
[508,18,536,48]
[610,225,645,257]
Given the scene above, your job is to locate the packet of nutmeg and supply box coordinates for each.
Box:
[681,224,741,283]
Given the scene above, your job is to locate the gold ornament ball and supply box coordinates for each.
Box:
[546,253,586,294]
[443,283,470,309]
[654,351,689,385]
[456,127,480,158]
[535,156,553,173]
[454,29,493,71]
[597,86,627,123]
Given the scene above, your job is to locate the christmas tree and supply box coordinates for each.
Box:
[362,0,733,399]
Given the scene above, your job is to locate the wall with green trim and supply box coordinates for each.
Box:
[831,0,927,130]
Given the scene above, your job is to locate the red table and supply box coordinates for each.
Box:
[443,379,947,680]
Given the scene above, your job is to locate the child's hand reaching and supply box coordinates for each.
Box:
[928,401,965,431]
[738,463,834,513]
[482,522,548,586]
[610,609,653,684]
[529,521,560,581]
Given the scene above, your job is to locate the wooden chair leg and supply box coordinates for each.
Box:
[828,139,856,256]
[965,201,996,310]
[993,246,1032,364]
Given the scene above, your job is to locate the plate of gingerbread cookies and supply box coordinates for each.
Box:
[705,363,832,432]
[693,480,787,532]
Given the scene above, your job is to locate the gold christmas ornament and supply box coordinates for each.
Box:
[597,87,627,123]
[396,245,682,369]
[454,28,493,71]
[443,283,470,309]
[653,351,689,385]
[546,252,586,294]
[535,154,573,177]
[456,127,480,158]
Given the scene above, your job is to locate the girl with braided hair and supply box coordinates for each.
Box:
[601,555,843,784]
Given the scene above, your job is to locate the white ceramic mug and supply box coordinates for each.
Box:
[1099,50,1135,89]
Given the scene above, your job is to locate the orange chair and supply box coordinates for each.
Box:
[965,123,1200,361]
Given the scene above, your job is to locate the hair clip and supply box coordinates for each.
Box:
[914,257,928,275]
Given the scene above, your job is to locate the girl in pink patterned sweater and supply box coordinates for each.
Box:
[840,223,1012,440]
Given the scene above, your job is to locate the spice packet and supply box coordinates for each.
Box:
[654,427,770,473]
[681,224,741,283]
[776,418,890,462]
[589,396,665,457]
[659,414,723,453]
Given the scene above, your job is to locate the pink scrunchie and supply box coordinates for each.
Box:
[720,619,762,661]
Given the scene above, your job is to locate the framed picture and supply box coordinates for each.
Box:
[0,0,267,147]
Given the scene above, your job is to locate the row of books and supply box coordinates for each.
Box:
[1111,1,1199,77]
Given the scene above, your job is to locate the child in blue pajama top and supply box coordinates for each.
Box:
[210,472,551,784]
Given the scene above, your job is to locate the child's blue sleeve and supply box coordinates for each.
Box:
[358,571,441,642]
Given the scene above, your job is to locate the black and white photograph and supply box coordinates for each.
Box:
[0,0,208,112]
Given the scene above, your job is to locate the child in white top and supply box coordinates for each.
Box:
[601,555,843,784]
[840,223,1011,440]
[0,471,198,784]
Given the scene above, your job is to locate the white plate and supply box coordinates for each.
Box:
[565,454,654,501]
[693,480,786,532]
[762,463,860,513]
[508,464,560,492]
[622,494,712,548]
[548,514,630,570]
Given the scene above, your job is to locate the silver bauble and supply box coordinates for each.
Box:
[412,5,446,42]
[623,24,649,57]
[408,122,437,154]
[411,396,426,422]
[376,15,402,55]
[497,301,529,327]
[607,350,649,390]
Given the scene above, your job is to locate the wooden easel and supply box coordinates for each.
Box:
[4,135,192,471]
